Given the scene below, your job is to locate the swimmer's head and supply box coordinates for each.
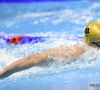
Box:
[84,22,100,45]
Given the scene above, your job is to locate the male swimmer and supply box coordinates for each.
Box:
[0,22,100,79]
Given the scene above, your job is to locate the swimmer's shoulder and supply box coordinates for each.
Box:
[75,44,86,54]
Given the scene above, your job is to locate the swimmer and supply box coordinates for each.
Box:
[0,22,100,79]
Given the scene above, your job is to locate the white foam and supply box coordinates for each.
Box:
[0,49,18,70]
[16,11,56,19]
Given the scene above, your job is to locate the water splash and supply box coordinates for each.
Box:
[0,35,100,80]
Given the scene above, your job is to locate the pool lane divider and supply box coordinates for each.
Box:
[0,35,83,45]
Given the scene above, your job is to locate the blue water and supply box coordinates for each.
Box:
[0,1,100,90]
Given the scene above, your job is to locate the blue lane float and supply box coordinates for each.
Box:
[20,36,49,44]
[0,35,50,45]
[0,35,83,45]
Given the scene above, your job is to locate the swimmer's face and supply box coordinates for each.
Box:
[91,40,100,48]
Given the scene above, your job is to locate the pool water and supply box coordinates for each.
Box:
[0,1,100,90]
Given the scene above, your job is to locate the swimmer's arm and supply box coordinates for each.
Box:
[0,45,85,78]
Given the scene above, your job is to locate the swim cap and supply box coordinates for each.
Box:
[84,22,100,45]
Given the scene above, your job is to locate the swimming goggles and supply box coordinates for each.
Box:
[92,42,100,47]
